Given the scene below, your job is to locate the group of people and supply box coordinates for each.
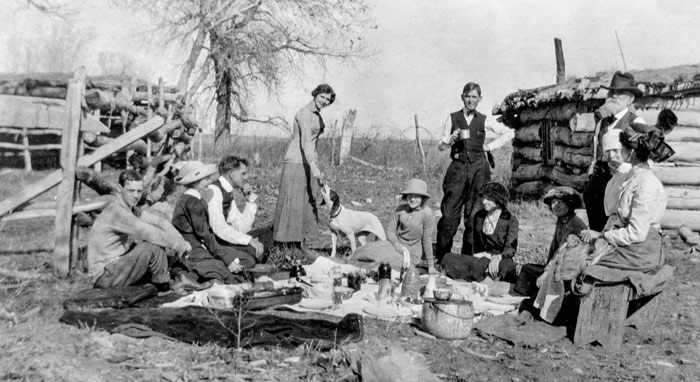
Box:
[87,73,672,313]
[86,85,339,293]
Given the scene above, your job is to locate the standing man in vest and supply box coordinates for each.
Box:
[583,71,653,232]
[206,156,272,269]
[435,82,514,262]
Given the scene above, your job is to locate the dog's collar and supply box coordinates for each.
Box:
[329,204,342,219]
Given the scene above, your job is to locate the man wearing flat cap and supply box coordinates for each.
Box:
[436,82,514,262]
[583,71,655,232]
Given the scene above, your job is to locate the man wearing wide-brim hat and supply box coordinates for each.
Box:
[583,71,656,232]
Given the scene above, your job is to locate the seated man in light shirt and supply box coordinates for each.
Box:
[205,155,273,269]
[88,170,195,292]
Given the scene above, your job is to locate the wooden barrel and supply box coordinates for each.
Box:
[422,299,474,339]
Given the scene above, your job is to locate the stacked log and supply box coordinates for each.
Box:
[636,106,700,230]
[509,102,596,197]
[0,73,197,171]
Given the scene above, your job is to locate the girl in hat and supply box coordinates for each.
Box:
[442,181,518,283]
[386,178,437,273]
[513,186,588,297]
[171,161,253,285]
[346,178,436,273]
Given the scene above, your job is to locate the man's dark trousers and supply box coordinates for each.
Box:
[583,162,611,232]
[436,155,490,262]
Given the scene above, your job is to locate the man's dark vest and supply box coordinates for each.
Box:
[210,179,234,214]
[450,110,486,163]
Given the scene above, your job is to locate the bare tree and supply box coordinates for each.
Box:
[120,0,373,143]
[4,19,94,73]
[96,51,153,79]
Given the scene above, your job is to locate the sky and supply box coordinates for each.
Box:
[2,0,700,138]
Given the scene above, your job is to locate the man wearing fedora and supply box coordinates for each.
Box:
[205,155,272,267]
[583,71,655,232]
[88,169,195,291]
[435,82,514,262]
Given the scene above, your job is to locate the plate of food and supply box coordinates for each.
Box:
[299,299,333,310]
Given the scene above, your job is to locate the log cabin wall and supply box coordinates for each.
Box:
[497,64,700,231]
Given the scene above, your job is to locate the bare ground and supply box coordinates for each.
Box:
[1,152,700,381]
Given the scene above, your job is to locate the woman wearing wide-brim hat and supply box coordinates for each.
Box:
[348,178,438,274]
[442,181,518,283]
[171,161,252,285]
[513,186,588,297]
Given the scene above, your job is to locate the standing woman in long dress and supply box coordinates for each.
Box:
[273,84,335,248]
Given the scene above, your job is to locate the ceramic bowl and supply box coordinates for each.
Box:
[433,288,452,301]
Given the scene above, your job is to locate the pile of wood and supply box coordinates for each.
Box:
[0,73,197,171]
[496,64,700,231]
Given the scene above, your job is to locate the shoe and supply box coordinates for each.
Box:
[170,273,208,295]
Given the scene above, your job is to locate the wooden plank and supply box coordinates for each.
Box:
[574,283,630,350]
[0,94,109,133]
[0,143,62,150]
[554,38,565,84]
[0,127,62,135]
[22,127,31,172]
[661,209,700,231]
[1,200,110,222]
[653,166,700,186]
[54,77,83,277]
[0,115,165,218]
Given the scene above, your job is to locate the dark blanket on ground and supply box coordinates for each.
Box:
[473,313,567,347]
[60,306,363,350]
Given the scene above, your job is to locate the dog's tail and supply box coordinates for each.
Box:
[369,217,387,241]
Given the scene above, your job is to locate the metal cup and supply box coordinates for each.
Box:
[459,129,470,140]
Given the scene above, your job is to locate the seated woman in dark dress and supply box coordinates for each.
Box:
[513,186,587,297]
[442,182,518,283]
[171,161,248,284]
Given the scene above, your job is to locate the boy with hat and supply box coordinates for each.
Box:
[513,186,587,296]
[88,169,193,291]
[435,82,514,261]
[583,71,653,232]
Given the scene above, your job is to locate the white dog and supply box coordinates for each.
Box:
[320,184,386,257]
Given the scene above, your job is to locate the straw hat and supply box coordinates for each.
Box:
[174,161,218,185]
[401,178,430,198]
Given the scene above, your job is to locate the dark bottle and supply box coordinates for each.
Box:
[378,262,392,280]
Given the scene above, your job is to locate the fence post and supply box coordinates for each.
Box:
[414,114,426,174]
[337,109,357,166]
[54,72,84,277]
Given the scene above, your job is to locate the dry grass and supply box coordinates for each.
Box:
[4,130,656,381]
